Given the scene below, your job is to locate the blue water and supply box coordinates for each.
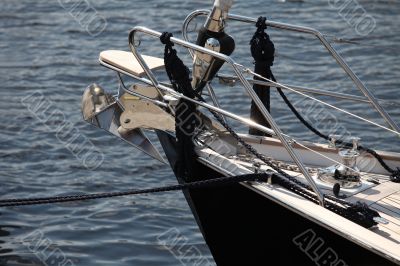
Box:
[0,0,399,265]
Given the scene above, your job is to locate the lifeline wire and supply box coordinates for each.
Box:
[238,64,400,137]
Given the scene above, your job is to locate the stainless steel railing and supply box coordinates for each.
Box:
[216,73,392,104]
[182,10,400,134]
[128,26,325,206]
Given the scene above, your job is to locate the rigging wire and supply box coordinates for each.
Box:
[236,64,400,181]
[116,61,363,176]
[237,64,400,137]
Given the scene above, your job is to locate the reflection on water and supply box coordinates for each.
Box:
[0,225,32,266]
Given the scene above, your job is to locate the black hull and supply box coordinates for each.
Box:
[157,132,397,266]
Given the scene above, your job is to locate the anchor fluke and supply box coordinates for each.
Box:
[81,84,166,164]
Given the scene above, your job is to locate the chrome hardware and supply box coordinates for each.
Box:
[337,149,360,177]
[206,37,221,50]
[81,84,166,164]
[81,84,114,121]
[318,165,361,189]
[204,0,234,32]
[352,137,360,150]
[373,216,389,225]
[192,38,221,90]
[253,162,261,174]
[318,136,362,188]
[329,134,338,149]
[191,1,235,93]
[329,135,360,150]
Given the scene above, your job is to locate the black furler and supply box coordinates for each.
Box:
[249,16,274,136]
[194,23,235,93]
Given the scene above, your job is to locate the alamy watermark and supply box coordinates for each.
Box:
[328,0,376,36]
[175,101,239,174]
[157,227,215,266]
[58,0,107,37]
[21,91,104,170]
[21,230,75,266]
[293,229,348,266]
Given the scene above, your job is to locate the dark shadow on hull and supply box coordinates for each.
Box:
[157,131,397,266]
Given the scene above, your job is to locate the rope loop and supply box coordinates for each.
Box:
[160,32,176,63]
[160,31,174,46]
[250,16,274,67]
[255,16,267,32]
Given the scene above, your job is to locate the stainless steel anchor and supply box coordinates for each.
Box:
[81,83,167,164]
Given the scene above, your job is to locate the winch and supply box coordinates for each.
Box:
[317,135,362,188]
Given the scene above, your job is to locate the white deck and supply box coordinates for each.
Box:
[196,136,400,264]
[99,50,164,77]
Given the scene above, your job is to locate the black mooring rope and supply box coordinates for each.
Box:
[0,174,270,207]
